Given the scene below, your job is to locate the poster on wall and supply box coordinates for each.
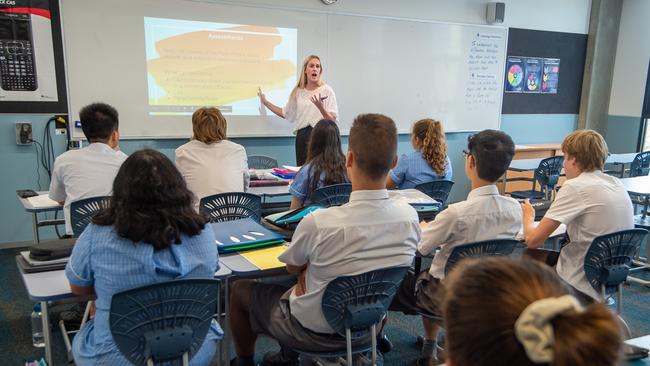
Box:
[541,58,560,94]
[505,56,524,92]
[523,57,542,93]
[0,0,66,112]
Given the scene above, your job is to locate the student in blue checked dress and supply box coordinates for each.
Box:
[386,119,452,189]
[65,149,222,365]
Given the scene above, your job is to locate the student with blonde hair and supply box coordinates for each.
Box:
[443,257,622,366]
[175,107,249,210]
[386,118,452,189]
[522,129,633,300]
[258,55,339,165]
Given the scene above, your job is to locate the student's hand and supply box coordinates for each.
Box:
[419,220,429,230]
[521,199,535,224]
[310,93,325,109]
[257,87,267,104]
[295,269,307,296]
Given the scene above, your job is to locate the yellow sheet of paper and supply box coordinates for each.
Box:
[239,245,288,270]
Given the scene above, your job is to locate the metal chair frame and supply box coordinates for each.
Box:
[69,195,112,237]
[510,156,564,201]
[248,155,279,169]
[444,238,521,275]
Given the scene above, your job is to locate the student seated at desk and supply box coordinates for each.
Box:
[229,114,421,366]
[65,149,222,365]
[49,102,127,235]
[289,119,348,209]
[389,129,521,366]
[386,118,452,189]
[443,257,622,366]
[176,107,249,210]
[522,130,634,301]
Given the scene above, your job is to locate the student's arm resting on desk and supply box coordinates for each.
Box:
[417,207,457,255]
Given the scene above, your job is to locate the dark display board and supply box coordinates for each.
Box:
[502,28,587,114]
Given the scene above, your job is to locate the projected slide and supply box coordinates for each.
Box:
[144,17,297,116]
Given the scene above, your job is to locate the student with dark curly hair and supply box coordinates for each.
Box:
[65,149,222,365]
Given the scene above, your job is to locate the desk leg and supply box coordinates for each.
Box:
[222,278,230,365]
[32,212,40,245]
[41,301,52,366]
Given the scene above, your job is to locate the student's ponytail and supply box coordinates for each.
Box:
[414,119,448,175]
[551,304,622,366]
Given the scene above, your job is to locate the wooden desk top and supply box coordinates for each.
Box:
[515,143,562,152]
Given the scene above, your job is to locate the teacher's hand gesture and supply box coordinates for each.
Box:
[257,87,267,104]
[310,93,327,109]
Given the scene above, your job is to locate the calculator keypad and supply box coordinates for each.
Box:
[0,40,37,91]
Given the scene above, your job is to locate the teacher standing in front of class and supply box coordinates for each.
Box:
[258,55,338,166]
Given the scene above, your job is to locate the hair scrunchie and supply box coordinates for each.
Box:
[514,295,584,363]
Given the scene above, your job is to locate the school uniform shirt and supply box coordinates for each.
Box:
[289,163,348,207]
[389,152,453,189]
[283,84,338,133]
[49,143,128,235]
[545,170,634,299]
[65,224,222,365]
[175,139,249,210]
[420,184,522,280]
[279,189,420,334]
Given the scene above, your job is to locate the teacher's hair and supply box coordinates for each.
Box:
[413,119,448,175]
[305,119,347,197]
[290,55,324,100]
[443,257,622,366]
[93,149,207,250]
[192,107,227,144]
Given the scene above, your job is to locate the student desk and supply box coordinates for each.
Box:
[620,176,650,287]
[627,335,650,365]
[17,192,64,245]
[17,259,232,366]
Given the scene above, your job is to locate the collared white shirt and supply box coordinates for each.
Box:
[279,189,420,334]
[420,184,522,279]
[49,143,128,235]
[545,171,633,299]
[283,84,338,133]
[175,139,250,211]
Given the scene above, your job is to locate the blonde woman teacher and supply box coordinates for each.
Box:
[258,55,339,166]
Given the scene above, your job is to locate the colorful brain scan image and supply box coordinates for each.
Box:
[507,64,523,88]
[526,72,539,91]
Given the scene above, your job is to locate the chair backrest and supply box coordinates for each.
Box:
[533,156,564,192]
[584,229,647,298]
[630,151,650,177]
[248,155,279,169]
[414,180,454,204]
[444,238,521,275]
[311,183,352,207]
[110,279,219,366]
[199,192,262,223]
[69,196,112,237]
[322,266,409,336]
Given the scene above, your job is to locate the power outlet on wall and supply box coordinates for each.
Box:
[15,123,33,145]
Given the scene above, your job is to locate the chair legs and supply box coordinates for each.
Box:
[371,324,377,365]
[346,328,352,366]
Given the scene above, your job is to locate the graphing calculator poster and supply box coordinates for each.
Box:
[541,58,560,94]
[0,0,58,103]
[505,56,524,92]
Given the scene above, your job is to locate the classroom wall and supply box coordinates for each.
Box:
[0,0,591,245]
[605,0,650,152]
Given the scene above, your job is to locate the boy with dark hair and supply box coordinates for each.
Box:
[229,113,421,366]
[49,102,127,235]
[389,129,522,366]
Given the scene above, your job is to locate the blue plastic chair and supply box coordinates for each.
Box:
[109,279,220,366]
[199,192,262,223]
[414,180,454,205]
[291,266,409,366]
[444,238,521,275]
[584,229,647,314]
[70,196,111,237]
[510,156,564,201]
[629,151,650,177]
[311,183,352,208]
[248,155,279,169]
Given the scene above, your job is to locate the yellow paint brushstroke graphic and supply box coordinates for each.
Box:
[147,25,295,106]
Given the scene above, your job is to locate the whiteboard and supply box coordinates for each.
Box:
[60,0,506,139]
[328,15,507,134]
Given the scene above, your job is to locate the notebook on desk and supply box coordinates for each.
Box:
[17,251,68,273]
[209,218,284,253]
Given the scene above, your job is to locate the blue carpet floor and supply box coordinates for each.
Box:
[2,247,649,366]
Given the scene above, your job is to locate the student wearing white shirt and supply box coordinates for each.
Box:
[522,129,634,300]
[389,129,521,366]
[175,107,249,210]
[229,114,420,366]
[49,103,128,236]
[258,55,339,165]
